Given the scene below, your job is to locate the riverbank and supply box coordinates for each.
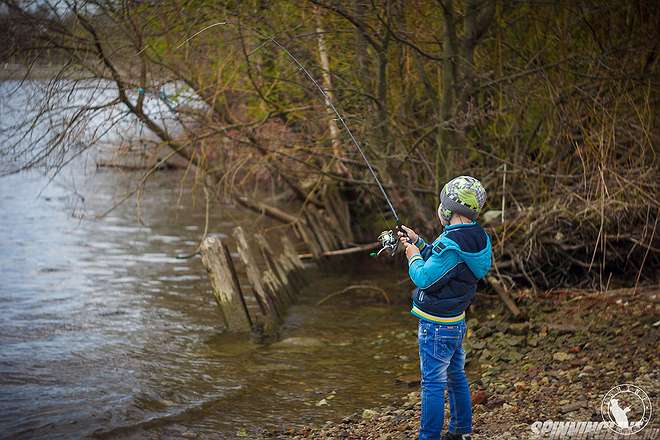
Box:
[264,286,659,439]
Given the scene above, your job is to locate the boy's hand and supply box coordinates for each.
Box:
[397,225,418,244]
[404,241,420,259]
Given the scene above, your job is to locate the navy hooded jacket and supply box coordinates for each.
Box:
[407,222,492,323]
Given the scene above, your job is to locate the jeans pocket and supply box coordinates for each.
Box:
[435,325,462,340]
[433,336,456,359]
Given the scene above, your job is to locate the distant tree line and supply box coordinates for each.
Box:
[1,0,658,290]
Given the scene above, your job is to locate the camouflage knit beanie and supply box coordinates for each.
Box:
[439,176,487,222]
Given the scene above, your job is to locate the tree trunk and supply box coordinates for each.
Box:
[436,0,459,199]
[315,7,348,175]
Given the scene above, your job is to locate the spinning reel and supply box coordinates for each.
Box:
[375,229,399,256]
[373,226,410,257]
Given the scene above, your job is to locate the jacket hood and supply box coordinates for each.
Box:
[440,223,492,279]
[456,236,492,279]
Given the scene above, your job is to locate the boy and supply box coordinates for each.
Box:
[398,176,492,440]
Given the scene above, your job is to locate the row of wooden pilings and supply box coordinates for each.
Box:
[200,226,310,333]
[199,189,381,333]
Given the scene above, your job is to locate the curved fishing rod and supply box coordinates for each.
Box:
[267,38,401,227]
[137,22,405,254]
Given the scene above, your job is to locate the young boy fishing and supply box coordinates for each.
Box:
[398,176,491,440]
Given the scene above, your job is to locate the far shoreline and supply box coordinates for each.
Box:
[1,63,95,81]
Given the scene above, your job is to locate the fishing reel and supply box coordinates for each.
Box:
[374,227,410,257]
[376,229,400,256]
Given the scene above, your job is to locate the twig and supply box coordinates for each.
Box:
[634,213,658,295]
[317,284,390,306]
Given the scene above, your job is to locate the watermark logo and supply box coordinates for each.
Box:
[530,384,655,439]
[601,384,652,435]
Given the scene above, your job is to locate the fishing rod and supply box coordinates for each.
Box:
[268,39,400,224]
[266,38,407,256]
[140,23,406,256]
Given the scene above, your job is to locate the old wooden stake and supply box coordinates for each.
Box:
[200,236,252,332]
[233,226,282,322]
[281,235,307,285]
[255,234,296,303]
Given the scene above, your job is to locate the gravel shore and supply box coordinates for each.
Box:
[263,287,659,439]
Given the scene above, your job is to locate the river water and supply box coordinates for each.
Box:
[0,82,420,439]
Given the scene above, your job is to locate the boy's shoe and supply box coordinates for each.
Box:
[442,433,472,440]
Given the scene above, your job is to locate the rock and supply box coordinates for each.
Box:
[316,398,329,406]
[509,322,530,335]
[546,323,579,335]
[500,349,523,362]
[404,391,418,402]
[476,326,494,338]
[560,400,588,413]
[470,340,486,350]
[552,352,574,362]
[473,388,488,405]
[362,409,377,420]
[507,335,525,347]
[395,375,420,387]
[514,381,526,392]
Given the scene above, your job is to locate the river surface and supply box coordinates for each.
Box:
[0,165,420,439]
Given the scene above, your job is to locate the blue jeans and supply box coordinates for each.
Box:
[418,319,471,439]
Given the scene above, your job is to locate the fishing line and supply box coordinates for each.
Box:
[137,20,401,226]
[135,21,406,254]
[267,37,401,226]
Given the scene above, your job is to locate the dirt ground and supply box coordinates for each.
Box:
[263,287,659,439]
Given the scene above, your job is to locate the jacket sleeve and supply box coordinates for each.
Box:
[414,236,433,261]
[407,245,460,289]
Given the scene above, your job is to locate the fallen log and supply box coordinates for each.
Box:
[298,242,380,260]
[486,275,522,317]
[96,159,185,170]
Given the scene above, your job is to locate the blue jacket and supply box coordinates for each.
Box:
[407,222,491,323]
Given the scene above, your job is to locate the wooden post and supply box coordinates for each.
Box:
[233,226,281,322]
[303,209,333,253]
[310,205,343,251]
[323,185,353,246]
[200,237,252,332]
[275,253,302,293]
[281,235,307,285]
[281,235,305,269]
[295,219,323,260]
[255,234,296,303]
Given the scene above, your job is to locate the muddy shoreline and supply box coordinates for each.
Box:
[262,287,659,439]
